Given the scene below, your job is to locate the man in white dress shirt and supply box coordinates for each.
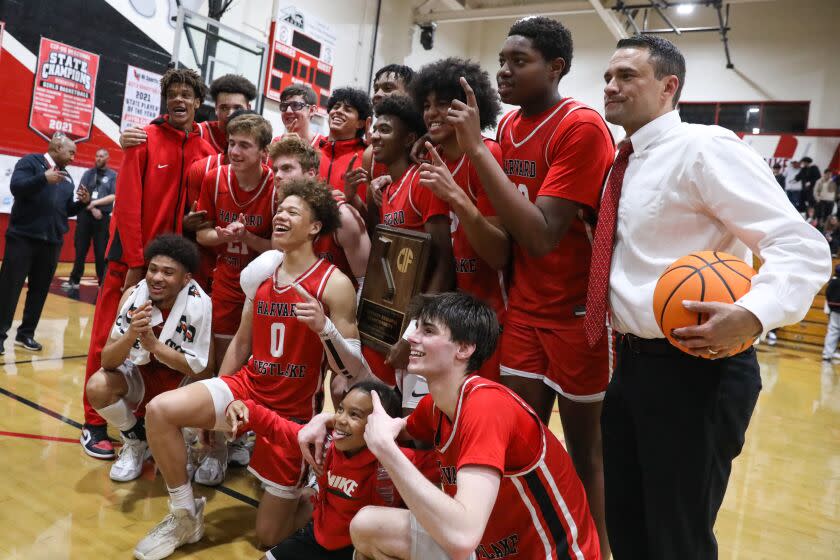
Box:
[588,35,831,559]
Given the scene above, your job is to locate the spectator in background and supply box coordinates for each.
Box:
[822,264,840,361]
[785,159,803,211]
[806,206,819,228]
[814,169,836,224]
[64,148,117,289]
[823,216,840,256]
[0,134,90,355]
[773,163,785,190]
[798,156,821,208]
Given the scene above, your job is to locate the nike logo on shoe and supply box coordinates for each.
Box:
[158,164,169,169]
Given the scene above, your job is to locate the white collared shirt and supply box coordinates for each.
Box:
[609,110,831,338]
[44,152,56,169]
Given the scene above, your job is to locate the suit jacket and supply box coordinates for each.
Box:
[8,153,84,244]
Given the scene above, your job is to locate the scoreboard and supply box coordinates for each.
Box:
[265,7,336,114]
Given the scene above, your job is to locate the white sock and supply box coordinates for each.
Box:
[95,399,137,433]
[167,483,196,515]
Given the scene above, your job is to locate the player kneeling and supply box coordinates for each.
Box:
[85,235,213,483]
[303,293,602,559]
[133,178,371,560]
[225,381,438,560]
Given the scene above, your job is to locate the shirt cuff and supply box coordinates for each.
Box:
[735,286,784,338]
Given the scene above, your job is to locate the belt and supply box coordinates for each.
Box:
[615,332,684,356]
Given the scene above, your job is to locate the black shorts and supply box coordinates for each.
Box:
[266,521,354,560]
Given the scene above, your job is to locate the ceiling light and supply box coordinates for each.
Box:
[676,4,695,15]
[748,107,760,113]
[752,128,761,134]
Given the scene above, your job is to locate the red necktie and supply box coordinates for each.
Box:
[584,140,634,347]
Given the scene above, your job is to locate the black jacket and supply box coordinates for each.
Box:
[826,276,840,310]
[8,153,85,244]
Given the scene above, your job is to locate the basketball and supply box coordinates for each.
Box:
[652,251,757,357]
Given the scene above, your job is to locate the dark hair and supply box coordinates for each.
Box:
[616,34,686,106]
[374,64,415,87]
[411,57,501,131]
[410,292,499,373]
[226,112,273,149]
[280,84,318,106]
[269,134,320,172]
[160,68,206,100]
[346,380,401,417]
[374,94,427,137]
[772,163,781,169]
[327,87,373,137]
[508,17,573,79]
[144,234,199,274]
[209,74,257,103]
[801,156,813,164]
[279,177,340,236]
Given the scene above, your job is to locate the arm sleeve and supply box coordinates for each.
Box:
[112,144,148,267]
[9,157,48,198]
[243,399,303,446]
[538,116,615,211]
[694,133,832,333]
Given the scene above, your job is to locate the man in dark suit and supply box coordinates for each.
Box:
[0,134,90,355]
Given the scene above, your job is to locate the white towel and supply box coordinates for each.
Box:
[240,249,284,300]
[110,279,213,374]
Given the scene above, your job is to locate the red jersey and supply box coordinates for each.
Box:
[445,139,508,319]
[318,136,368,202]
[243,399,439,550]
[244,259,335,419]
[381,164,449,232]
[107,116,216,268]
[407,376,600,559]
[186,154,226,291]
[197,164,277,304]
[312,193,357,286]
[197,120,226,154]
[497,100,614,328]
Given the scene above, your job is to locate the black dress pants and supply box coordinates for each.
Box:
[602,335,761,560]
[0,235,61,343]
[69,212,110,285]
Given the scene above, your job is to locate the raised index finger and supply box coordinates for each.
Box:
[345,153,358,172]
[370,390,384,414]
[460,76,477,108]
[424,142,445,166]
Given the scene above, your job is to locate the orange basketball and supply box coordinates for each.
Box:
[652,251,756,357]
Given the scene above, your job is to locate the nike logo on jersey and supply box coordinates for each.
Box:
[503,159,537,178]
[475,534,521,559]
[411,389,429,399]
[327,471,359,497]
[157,164,169,169]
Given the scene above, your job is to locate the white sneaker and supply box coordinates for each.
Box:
[228,434,251,467]
[134,497,205,560]
[194,442,228,486]
[110,437,150,482]
[767,331,778,346]
[61,280,80,290]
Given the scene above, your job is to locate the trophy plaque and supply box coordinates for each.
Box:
[357,225,431,354]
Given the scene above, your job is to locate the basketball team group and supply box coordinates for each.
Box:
[70,16,830,560]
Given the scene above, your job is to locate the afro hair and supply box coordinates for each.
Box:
[410,57,501,131]
[327,87,373,137]
[209,74,257,103]
[278,177,340,237]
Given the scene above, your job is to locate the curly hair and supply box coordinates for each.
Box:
[279,177,340,236]
[160,68,206,100]
[410,57,501,131]
[374,64,415,87]
[280,84,318,105]
[508,17,573,79]
[144,234,199,274]
[209,74,257,103]
[327,87,373,137]
[226,112,273,149]
[268,134,320,173]
[374,94,426,137]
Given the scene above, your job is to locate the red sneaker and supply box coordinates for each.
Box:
[81,424,116,460]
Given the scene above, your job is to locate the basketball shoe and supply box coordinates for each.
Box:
[80,424,116,460]
[194,437,228,486]
[134,497,205,560]
[110,436,151,482]
[228,433,251,467]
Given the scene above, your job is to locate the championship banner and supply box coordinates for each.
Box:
[120,65,162,132]
[28,37,100,142]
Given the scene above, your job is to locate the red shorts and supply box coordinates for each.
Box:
[119,360,186,416]
[500,317,609,402]
[212,296,244,337]
[220,373,307,497]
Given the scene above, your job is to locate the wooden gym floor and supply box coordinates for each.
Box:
[0,264,838,559]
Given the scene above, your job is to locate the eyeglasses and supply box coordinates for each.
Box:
[279,101,310,112]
